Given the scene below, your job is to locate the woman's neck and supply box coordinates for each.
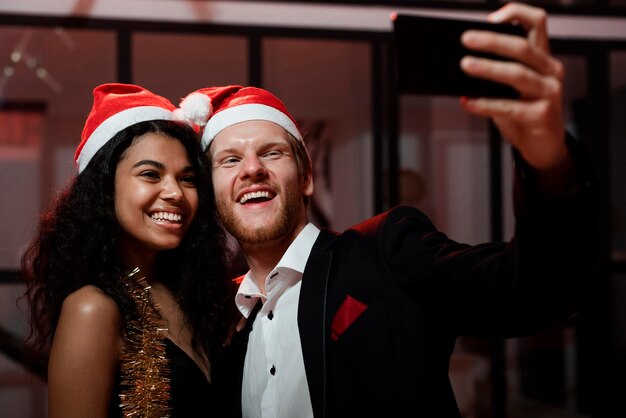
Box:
[117,243,157,282]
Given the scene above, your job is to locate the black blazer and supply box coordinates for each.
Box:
[214,140,598,418]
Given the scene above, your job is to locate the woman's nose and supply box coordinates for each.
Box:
[161,178,184,201]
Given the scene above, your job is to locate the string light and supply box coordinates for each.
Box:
[0,28,70,95]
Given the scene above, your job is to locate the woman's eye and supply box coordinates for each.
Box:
[181,175,197,185]
[140,171,160,179]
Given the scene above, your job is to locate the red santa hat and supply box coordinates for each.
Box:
[175,85,302,150]
[75,83,176,173]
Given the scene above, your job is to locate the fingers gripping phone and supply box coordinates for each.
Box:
[392,13,527,98]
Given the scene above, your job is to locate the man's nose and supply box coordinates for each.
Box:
[239,154,268,180]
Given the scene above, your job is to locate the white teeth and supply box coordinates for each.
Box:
[240,191,270,204]
[151,211,182,222]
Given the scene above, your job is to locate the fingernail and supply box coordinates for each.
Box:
[461,31,476,43]
[460,56,474,69]
[488,11,504,23]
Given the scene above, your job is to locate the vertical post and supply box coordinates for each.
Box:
[386,37,399,209]
[248,34,263,88]
[372,36,399,214]
[575,46,613,418]
[488,121,506,418]
[372,40,384,213]
[117,29,132,84]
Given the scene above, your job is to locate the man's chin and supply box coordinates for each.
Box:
[218,192,301,245]
[231,225,284,245]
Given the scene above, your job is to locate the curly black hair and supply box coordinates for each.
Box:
[22,120,230,369]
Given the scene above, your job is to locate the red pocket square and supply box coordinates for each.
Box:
[331,295,368,341]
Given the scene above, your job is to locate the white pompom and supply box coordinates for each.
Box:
[175,92,213,126]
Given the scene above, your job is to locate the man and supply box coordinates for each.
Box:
[177,3,597,416]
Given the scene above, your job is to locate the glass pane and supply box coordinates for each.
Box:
[500,0,594,5]
[506,53,589,418]
[399,95,490,245]
[0,27,116,270]
[133,32,248,103]
[0,352,47,418]
[0,107,41,270]
[398,50,593,418]
[613,272,626,399]
[398,93,493,417]
[0,284,28,337]
[0,26,116,418]
[263,38,372,230]
[611,50,626,261]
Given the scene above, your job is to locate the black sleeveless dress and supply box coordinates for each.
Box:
[108,339,213,417]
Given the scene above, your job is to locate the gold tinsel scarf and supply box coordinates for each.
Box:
[119,267,171,418]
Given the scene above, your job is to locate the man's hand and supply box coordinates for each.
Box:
[459,2,570,180]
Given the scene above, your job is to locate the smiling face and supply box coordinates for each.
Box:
[210,120,313,247]
[114,132,198,264]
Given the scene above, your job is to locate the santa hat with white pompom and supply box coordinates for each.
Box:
[176,85,302,151]
[75,83,176,173]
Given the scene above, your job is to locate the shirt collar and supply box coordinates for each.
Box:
[275,222,320,274]
[235,223,320,317]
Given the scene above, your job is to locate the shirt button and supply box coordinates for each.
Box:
[270,365,276,375]
[268,311,274,320]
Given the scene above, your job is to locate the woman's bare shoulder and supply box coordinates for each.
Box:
[59,285,121,328]
[48,286,123,416]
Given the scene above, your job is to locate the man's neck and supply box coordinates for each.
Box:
[240,223,308,295]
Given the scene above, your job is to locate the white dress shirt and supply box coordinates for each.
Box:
[235,223,320,418]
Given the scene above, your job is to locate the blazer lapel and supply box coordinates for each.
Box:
[226,300,262,418]
[298,229,336,418]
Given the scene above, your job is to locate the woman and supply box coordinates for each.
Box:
[21,83,229,417]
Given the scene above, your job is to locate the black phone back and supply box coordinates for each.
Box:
[392,13,526,98]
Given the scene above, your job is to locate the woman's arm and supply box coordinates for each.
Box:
[48,285,122,418]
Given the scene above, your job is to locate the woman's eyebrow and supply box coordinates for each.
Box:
[133,160,195,174]
[132,159,164,169]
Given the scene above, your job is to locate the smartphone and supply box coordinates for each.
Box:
[392,13,526,98]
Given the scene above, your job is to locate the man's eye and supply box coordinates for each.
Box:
[264,150,283,158]
[220,157,240,166]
